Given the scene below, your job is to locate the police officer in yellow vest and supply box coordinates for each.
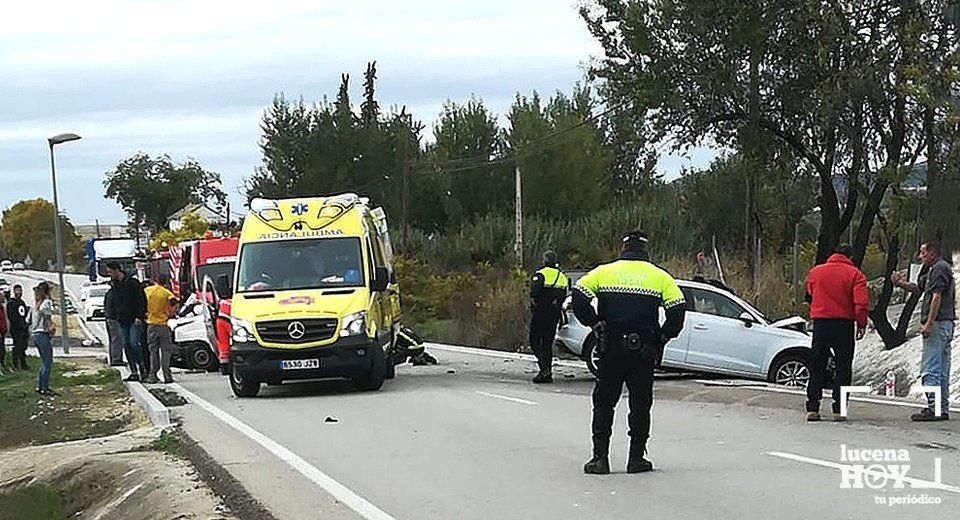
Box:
[529,250,568,384]
[573,231,686,474]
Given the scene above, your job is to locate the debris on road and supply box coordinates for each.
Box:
[324,416,339,423]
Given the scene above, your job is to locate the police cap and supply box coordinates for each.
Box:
[542,250,559,266]
[621,231,649,250]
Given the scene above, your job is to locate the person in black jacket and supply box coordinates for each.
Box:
[6,284,30,370]
[106,262,148,381]
[103,287,126,367]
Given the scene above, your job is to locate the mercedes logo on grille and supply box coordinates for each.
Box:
[287,321,306,340]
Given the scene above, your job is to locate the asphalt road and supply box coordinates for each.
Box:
[23,270,960,519]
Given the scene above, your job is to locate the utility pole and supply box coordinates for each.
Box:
[95,218,101,238]
[401,132,411,242]
[514,164,523,268]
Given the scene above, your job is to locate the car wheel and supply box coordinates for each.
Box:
[189,343,219,372]
[583,335,600,379]
[769,353,811,388]
[230,364,260,397]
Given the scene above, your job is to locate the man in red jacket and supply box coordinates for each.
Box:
[804,244,869,421]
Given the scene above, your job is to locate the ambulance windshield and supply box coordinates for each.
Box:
[236,237,364,292]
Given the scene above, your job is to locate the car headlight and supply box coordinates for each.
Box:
[340,311,367,337]
[231,318,255,343]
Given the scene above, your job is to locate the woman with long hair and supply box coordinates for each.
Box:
[31,282,57,396]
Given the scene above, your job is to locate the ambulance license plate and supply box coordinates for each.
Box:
[281,359,319,370]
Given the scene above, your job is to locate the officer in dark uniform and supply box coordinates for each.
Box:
[572,232,686,474]
[529,250,568,384]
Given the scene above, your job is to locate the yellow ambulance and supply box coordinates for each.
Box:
[228,194,401,397]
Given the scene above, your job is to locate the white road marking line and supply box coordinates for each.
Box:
[475,391,538,406]
[767,451,960,494]
[93,483,145,520]
[171,384,396,520]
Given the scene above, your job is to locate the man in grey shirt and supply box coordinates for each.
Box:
[892,240,955,421]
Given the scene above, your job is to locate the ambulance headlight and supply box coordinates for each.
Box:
[340,311,367,337]
[231,318,255,343]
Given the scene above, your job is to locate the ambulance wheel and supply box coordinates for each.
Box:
[385,346,397,380]
[230,365,260,398]
[189,342,219,372]
[354,349,387,391]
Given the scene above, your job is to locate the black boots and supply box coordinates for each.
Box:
[584,455,651,474]
[532,371,553,384]
[627,443,653,473]
[627,457,654,473]
[583,456,610,474]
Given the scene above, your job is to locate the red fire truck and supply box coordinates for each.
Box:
[167,235,238,371]
[169,236,238,301]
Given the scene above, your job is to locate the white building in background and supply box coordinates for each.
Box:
[167,203,223,231]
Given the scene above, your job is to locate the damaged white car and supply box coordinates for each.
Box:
[556,277,816,387]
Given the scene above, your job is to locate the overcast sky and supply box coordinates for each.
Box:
[1,0,715,225]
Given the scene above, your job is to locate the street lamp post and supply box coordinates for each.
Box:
[47,132,81,354]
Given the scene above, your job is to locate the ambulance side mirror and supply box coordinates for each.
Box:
[372,267,389,292]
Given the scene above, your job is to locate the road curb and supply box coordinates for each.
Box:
[428,343,586,370]
[114,366,172,428]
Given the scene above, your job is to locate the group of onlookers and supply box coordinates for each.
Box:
[806,241,954,422]
[0,281,59,395]
[0,262,179,395]
[104,262,179,384]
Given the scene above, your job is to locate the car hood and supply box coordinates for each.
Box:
[769,316,809,336]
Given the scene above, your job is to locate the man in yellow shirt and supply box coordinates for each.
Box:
[144,274,179,384]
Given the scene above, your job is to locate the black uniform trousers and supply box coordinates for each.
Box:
[806,319,854,414]
[592,350,655,457]
[529,306,561,374]
[11,332,29,369]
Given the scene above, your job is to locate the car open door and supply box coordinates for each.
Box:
[199,275,220,352]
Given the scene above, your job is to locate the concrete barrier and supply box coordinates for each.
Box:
[114,366,171,428]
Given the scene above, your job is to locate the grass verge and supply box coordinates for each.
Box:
[0,357,140,451]
[0,483,66,520]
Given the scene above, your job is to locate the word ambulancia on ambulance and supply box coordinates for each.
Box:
[227,193,400,397]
